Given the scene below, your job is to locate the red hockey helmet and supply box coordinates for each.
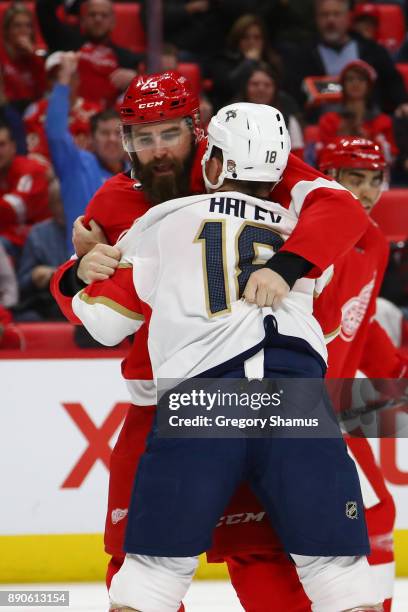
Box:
[120,71,201,136]
[318,137,386,173]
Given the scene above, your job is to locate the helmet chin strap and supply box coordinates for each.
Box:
[202,159,226,192]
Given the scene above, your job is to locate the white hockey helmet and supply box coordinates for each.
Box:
[202,102,291,190]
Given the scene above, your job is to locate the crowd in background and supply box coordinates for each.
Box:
[0,0,407,333]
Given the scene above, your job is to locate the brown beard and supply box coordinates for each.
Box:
[135,152,195,206]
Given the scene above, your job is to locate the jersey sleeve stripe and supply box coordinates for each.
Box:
[79,291,144,321]
[324,325,341,343]
[290,177,349,216]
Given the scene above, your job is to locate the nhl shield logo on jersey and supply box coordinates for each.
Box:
[345,501,358,519]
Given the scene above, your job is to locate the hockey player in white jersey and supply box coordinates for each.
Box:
[73,103,383,612]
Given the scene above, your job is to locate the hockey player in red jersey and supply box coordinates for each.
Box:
[315,138,405,611]
[210,138,407,612]
[52,73,371,605]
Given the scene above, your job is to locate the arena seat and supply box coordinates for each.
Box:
[178,63,202,95]
[353,4,406,53]
[397,63,408,92]
[111,3,145,54]
[371,189,408,241]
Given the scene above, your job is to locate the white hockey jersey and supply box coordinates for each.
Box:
[73,191,330,381]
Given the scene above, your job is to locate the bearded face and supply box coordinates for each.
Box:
[134,148,195,205]
[124,118,196,205]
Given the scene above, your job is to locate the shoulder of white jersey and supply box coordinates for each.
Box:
[216,190,299,223]
[132,193,212,229]
[115,219,142,259]
[114,193,211,259]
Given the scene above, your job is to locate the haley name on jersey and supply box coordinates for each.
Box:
[73,191,329,381]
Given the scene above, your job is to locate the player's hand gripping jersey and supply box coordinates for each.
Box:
[73,191,331,379]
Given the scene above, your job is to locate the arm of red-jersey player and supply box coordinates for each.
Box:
[72,265,149,346]
[50,185,117,325]
[359,318,408,379]
[271,154,369,278]
[51,258,82,324]
[313,269,342,346]
[355,233,407,379]
[51,173,149,323]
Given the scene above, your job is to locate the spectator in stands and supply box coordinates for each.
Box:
[235,62,304,158]
[397,38,408,63]
[283,0,408,116]
[160,44,180,72]
[36,0,142,108]
[259,0,316,47]
[0,72,27,156]
[354,0,407,9]
[160,44,214,129]
[142,0,256,75]
[212,14,282,109]
[0,121,50,259]
[319,60,398,162]
[24,51,102,167]
[0,3,46,114]
[351,11,379,42]
[45,52,126,254]
[392,114,408,185]
[16,177,66,321]
[0,243,18,309]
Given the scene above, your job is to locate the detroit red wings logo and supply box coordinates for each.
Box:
[112,508,128,525]
[340,275,376,342]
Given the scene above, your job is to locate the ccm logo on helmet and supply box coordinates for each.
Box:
[138,101,164,109]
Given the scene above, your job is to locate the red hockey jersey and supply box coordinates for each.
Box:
[77,43,122,109]
[314,219,406,379]
[0,47,46,104]
[24,97,102,162]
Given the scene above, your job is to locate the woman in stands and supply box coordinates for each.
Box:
[0,3,46,113]
[211,14,281,109]
[319,59,398,164]
[237,62,304,158]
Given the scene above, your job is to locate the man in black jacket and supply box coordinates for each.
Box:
[283,0,408,115]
